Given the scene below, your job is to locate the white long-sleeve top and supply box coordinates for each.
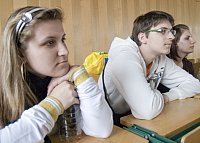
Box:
[98,37,200,120]
[0,77,113,143]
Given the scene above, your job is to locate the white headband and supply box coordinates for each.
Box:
[16,8,46,47]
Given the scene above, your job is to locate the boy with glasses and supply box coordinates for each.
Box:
[99,11,200,126]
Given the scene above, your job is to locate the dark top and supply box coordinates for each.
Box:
[157,58,194,93]
[182,58,194,76]
[26,72,52,143]
[27,72,51,102]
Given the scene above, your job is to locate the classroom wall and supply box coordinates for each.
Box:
[0,0,200,65]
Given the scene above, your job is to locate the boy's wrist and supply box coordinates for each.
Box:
[163,95,169,103]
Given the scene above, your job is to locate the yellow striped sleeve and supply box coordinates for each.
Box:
[39,97,64,121]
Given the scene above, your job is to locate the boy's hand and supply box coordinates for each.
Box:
[163,95,169,103]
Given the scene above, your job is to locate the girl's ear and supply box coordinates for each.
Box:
[17,49,27,63]
[138,32,147,44]
[18,48,25,57]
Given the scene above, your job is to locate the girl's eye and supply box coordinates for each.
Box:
[184,36,190,40]
[46,40,55,47]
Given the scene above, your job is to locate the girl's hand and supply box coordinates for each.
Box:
[49,81,79,110]
[47,65,79,95]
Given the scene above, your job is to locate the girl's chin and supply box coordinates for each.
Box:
[59,69,69,77]
[58,64,70,75]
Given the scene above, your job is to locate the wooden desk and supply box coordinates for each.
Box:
[120,98,200,138]
[50,125,148,143]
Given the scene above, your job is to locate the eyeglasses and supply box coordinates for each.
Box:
[145,27,176,36]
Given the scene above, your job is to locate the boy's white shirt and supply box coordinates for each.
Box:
[0,77,113,143]
[98,37,200,120]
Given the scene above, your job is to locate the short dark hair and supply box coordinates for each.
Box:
[130,11,174,46]
[167,24,189,61]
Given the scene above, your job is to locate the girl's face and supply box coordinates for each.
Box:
[177,30,196,55]
[22,20,70,78]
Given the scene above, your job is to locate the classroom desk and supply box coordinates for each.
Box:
[50,125,148,143]
[120,98,200,138]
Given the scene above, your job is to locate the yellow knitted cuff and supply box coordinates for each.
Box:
[71,66,90,86]
[39,97,64,121]
[47,96,64,113]
[68,66,82,83]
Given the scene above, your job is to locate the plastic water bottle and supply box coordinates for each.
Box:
[58,104,82,142]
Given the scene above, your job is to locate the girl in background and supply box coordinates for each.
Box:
[158,24,196,93]
[168,24,195,75]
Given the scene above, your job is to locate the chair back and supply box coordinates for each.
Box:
[181,126,200,143]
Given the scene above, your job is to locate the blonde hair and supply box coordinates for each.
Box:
[0,6,63,127]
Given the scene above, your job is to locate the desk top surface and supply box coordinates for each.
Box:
[120,98,200,137]
[50,126,148,143]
